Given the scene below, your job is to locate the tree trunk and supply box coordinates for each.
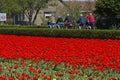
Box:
[29,16,32,25]
[33,9,40,24]
[28,10,33,25]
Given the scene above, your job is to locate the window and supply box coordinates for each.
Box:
[44,12,55,19]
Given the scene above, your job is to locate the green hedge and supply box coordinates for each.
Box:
[0,25,47,28]
[0,28,120,39]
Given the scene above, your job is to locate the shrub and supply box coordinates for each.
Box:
[0,28,120,39]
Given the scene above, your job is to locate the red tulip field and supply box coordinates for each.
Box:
[0,34,120,80]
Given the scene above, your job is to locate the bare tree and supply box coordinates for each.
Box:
[47,0,67,19]
[18,0,48,25]
[64,0,82,20]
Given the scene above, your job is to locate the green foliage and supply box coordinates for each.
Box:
[0,58,119,79]
[0,0,22,16]
[95,0,120,28]
[96,0,120,17]
[0,28,120,39]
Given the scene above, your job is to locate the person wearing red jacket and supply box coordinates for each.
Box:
[88,13,95,29]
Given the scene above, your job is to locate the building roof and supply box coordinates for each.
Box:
[62,0,96,11]
[62,0,96,2]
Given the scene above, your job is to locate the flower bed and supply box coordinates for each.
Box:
[0,34,120,80]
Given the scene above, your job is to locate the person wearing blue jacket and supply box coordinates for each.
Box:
[77,14,86,29]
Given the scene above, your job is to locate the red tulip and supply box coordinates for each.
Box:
[14,64,19,69]
[9,77,15,80]
[88,76,94,80]
[70,75,75,79]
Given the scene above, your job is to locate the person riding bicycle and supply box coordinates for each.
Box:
[48,15,56,28]
[56,16,64,29]
[64,14,73,29]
